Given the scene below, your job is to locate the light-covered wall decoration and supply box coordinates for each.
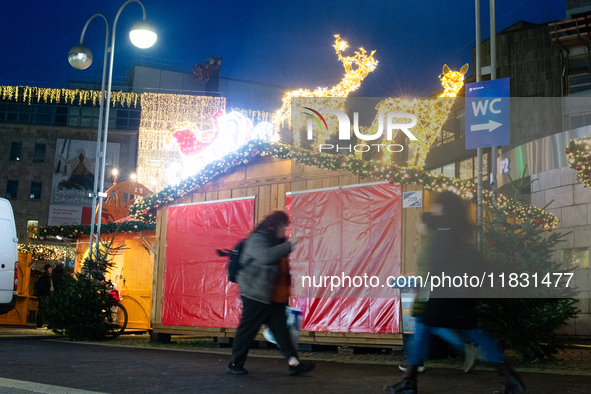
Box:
[136,93,226,191]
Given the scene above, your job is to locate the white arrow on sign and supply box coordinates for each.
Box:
[470,120,502,132]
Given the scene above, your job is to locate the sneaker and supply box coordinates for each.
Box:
[226,362,248,375]
[463,344,477,373]
[36,327,48,330]
[399,364,425,373]
[289,360,315,376]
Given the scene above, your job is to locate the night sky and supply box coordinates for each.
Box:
[1,0,565,100]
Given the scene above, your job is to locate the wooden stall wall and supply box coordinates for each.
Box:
[151,157,415,345]
[0,253,35,325]
[150,157,485,345]
[76,232,155,330]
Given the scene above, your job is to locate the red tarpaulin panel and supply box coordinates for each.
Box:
[162,198,255,328]
[288,183,402,334]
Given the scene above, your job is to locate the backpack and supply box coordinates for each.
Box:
[216,239,248,283]
[33,278,39,297]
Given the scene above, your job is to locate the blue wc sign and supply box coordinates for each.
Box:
[465,78,510,149]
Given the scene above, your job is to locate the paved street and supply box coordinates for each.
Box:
[1,339,590,393]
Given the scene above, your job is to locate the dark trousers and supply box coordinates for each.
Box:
[36,297,44,327]
[231,296,298,368]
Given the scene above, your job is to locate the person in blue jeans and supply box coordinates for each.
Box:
[400,213,477,374]
[401,316,477,373]
[385,192,524,394]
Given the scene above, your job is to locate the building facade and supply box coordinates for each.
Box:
[423,2,591,336]
[1,65,287,240]
[0,92,139,240]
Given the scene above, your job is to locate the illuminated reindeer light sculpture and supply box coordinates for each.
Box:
[361,63,469,168]
[273,35,378,147]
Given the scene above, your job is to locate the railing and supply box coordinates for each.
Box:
[549,13,591,48]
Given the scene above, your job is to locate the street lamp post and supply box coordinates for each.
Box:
[68,0,156,259]
[68,13,109,263]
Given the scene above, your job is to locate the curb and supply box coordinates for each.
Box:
[45,338,591,377]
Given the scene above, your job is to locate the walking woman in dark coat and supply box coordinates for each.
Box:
[385,191,525,394]
[227,210,315,376]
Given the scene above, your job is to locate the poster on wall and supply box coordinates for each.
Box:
[48,139,120,226]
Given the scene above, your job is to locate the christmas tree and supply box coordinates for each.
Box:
[40,235,124,340]
[478,207,579,361]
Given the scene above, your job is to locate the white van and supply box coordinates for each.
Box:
[0,198,18,315]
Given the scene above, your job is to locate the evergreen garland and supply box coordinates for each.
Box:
[566,136,591,188]
[39,221,155,239]
[127,139,558,229]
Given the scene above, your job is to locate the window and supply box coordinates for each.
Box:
[570,113,591,129]
[6,180,18,199]
[30,182,41,200]
[429,163,456,178]
[27,220,38,239]
[458,114,465,138]
[459,157,474,180]
[32,105,55,126]
[442,163,455,178]
[9,142,22,161]
[562,248,589,269]
[68,107,80,127]
[68,106,116,128]
[33,143,46,162]
[442,129,456,144]
[6,103,18,123]
[457,154,490,183]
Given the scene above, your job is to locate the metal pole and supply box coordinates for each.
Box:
[78,14,109,262]
[96,0,148,242]
[490,0,498,206]
[475,0,482,245]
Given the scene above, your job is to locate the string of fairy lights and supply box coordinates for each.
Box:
[17,244,76,261]
[127,139,558,230]
[566,136,591,188]
[0,86,140,107]
[231,108,273,123]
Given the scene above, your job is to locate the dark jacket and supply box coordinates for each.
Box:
[237,230,292,304]
[36,274,53,298]
[52,266,65,292]
[419,215,479,329]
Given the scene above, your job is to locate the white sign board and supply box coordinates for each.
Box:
[402,191,422,208]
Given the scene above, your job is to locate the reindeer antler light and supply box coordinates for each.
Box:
[273,35,378,147]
